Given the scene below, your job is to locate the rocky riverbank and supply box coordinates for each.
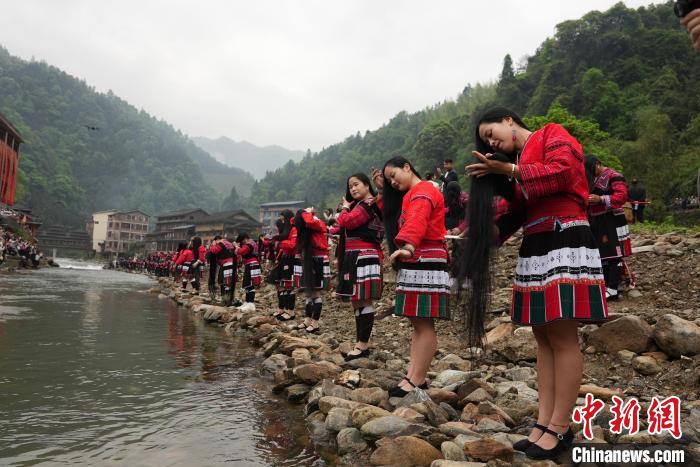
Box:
[149,230,700,466]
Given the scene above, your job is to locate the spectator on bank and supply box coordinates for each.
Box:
[627,179,647,223]
[435,158,459,194]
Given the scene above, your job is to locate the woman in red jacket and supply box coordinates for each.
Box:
[464,106,607,460]
[376,156,450,397]
[175,236,206,292]
[274,210,297,321]
[334,173,384,360]
[293,208,331,333]
[235,233,261,311]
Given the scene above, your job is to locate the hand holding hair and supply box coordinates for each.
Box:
[466,151,515,178]
[370,167,384,190]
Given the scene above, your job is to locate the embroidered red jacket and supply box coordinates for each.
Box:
[503,123,589,237]
[209,239,235,266]
[394,181,446,248]
[589,167,627,217]
[278,223,298,255]
[175,246,206,265]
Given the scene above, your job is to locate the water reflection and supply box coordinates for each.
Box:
[0,267,322,466]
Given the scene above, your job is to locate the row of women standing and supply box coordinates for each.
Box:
[201,105,608,461]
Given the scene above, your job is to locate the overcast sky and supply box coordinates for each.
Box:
[1,0,658,152]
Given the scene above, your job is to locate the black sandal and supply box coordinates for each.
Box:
[277,312,295,321]
[513,423,548,452]
[305,324,320,334]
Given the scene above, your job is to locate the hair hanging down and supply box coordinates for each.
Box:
[381,156,421,253]
[457,152,516,348]
[294,209,316,291]
[584,155,600,192]
[207,246,218,293]
[190,236,202,262]
[458,106,528,348]
[277,210,295,240]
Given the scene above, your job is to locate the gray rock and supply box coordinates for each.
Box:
[440,402,460,421]
[440,441,467,461]
[350,387,388,405]
[261,353,288,377]
[617,350,637,362]
[453,433,484,449]
[325,407,352,432]
[360,415,411,438]
[489,327,537,362]
[504,366,536,382]
[433,370,480,388]
[494,381,539,402]
[431,462,486,467]
[336,427,368,454]
[285,383,311,402]
[653,314,700,358]
[473,417,509,433]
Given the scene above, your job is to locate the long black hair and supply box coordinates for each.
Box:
[584,155,600,192]
[294,209,316,291]
[277,210,294,240]
[337,173,380,276]
[190,236,202,262]
[176,242,187,254]
[474,106,529,159]
[444,181,464,224]
[345,172,377,202]
[207,236,221,293]
[459,106,527,348]
[381,156,421,253]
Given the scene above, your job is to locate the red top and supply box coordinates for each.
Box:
[300,211,329,256]
[209,239,235,265]
[236,241,259,264]
[175,246,206,265]
[335,198,375,230]
[395,181,446,248]
[589,167,627,217]
[278,224,298,255]
[507,123,589,236]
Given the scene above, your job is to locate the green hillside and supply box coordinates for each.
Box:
[250,1,700,222]
[0,47,225,226]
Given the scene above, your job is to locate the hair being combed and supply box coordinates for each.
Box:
[459,106,526,348]
[381,156,421,253]
[294,209,316,292]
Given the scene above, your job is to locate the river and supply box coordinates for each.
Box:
[0,261,321,466]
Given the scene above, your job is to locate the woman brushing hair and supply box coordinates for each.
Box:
[463,106,607,460]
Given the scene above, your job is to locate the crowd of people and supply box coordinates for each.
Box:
[121,105,650,461]
[0,225,42,268]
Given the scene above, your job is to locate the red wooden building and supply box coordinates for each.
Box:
[0,112,22,206]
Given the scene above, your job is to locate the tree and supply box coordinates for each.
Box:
[220,186,241,211]
[413,121,458,166]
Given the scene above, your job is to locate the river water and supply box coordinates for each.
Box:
[0,262,321,466]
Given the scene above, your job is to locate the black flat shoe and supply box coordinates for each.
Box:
[344,348,370,361]
[387,378,428,397]
[513,423,548,452]
[525,427,574,460]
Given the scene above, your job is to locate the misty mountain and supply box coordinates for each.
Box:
[0,46,224,226]
[186,145,255,198]
[192,136,306,179]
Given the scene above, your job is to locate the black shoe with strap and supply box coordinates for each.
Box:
[387,378,429,398]
[513,423,548,452]
[344,347,370,361]
[525,426,574,460]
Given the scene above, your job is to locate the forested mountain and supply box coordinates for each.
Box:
[192,136,306,180]
[0,47,225,226]
[187,148,255,198]
[250,1,700,222]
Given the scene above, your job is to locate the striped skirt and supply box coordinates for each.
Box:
[337,248,383,302]
[395,245,450,319]
[293,254,331,290]
[242,260,262,289]
[512,223,608,326]
[590,212,631,260]
[278,253,296,290]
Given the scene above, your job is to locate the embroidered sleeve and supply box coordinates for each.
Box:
[198,246,206,262]
[607,178,628,210]
[394,196,433,247]
[336,203,372,230]
[209,243,222,255]
[237,244,251,256]
[519,139,582,201]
